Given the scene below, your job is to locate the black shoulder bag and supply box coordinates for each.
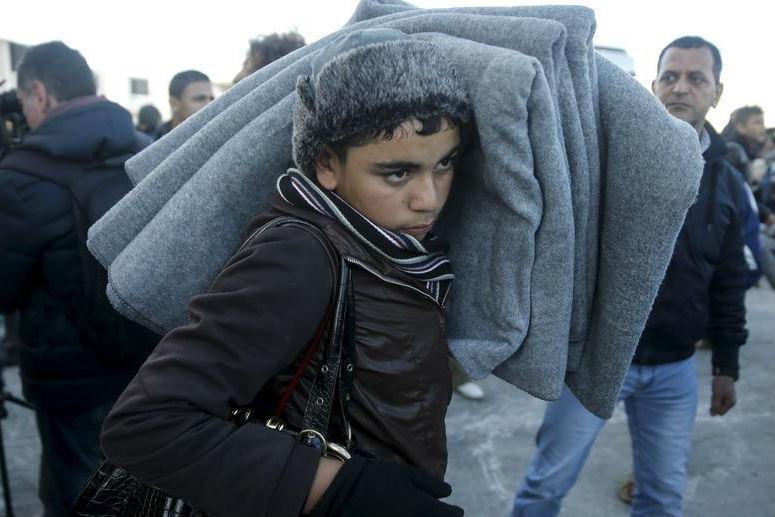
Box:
[70,217,357,517]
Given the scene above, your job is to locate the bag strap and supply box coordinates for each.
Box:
[3,149,131,215]
[234,216,356,449]
[301,257,351,434]
[337,271,357,446]
[1,150,92,239]
[272,301,334,419]
[0,149,85,189]
[2,150,103,300]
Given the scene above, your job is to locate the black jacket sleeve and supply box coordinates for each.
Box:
[708,172,749,371]
[100,225,333,517]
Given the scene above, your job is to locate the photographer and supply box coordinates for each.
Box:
[0,82,28,156]
[0,41,151,516]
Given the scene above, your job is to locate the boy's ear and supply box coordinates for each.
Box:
[169,96,180,116]
[314,147,339,191]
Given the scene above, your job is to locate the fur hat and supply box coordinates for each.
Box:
[292,29,472,176]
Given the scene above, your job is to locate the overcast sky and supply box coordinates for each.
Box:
[2,0,773,128]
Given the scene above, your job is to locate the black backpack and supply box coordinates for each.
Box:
[4,149,160,367]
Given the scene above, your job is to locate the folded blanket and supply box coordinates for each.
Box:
[348,0,601,368]
[417,30,574,400]
[87,0,703,418]
[564,54,703,414]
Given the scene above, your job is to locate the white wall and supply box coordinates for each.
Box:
[0,40,18,90]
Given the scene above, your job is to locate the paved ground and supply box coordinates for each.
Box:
[445,285,775,517]
[1,286,773,517]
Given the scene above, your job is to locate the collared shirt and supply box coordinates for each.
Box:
[700,128,711,154]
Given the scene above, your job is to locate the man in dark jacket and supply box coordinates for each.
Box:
[510,36,748,517]
[0,41,149,516]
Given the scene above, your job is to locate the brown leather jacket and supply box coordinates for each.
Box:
[100,198,453,517]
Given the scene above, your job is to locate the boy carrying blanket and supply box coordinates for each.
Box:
[100,30,469,517]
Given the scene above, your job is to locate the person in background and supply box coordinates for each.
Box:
[136,104,161,138]
[0,41,152,517]
[156,70,214,139]
[720,107,775,288]
[721,105,768,161]
[722,107,775,223]
[233,31,306,85]
[509,36,748,517]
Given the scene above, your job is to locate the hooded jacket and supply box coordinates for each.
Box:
[633,124,748,372]
[100,199,453,517]
[0,97,149,410]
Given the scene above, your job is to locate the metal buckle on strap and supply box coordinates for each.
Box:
[299,429,351,462]
[265,416,287,432]
[230,407,255,424]
[326,441,352,462]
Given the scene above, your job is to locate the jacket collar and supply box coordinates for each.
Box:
[249,195,439,295]
[702,122,728,166]
[20,97,139,162]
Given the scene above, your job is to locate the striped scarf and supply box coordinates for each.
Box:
[277,169,453,304]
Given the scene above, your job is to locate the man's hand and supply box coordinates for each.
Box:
[710,375,736,416]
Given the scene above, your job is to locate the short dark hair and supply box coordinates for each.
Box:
[17,41,96,101]
[249,31,306,70]
[731,105,764,126]
[138,104,161,128]
[169,70,210,98]
[327,114,469,165]
[657,36,722,83]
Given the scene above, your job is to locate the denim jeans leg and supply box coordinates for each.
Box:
[625,356,698,517]
[511,385,608,517]
[35,401,114,517]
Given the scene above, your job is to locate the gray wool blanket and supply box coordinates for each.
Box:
[87,0,703,418]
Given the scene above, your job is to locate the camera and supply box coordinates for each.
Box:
[0,88,29,158]
[0,89,21,116]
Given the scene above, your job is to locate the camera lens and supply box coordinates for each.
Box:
[0,89,22,115]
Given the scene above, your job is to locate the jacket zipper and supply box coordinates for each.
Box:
[342,256,445,310]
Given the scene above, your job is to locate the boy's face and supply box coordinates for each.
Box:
[315,118,461,240]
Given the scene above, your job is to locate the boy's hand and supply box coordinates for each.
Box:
[308,455,464,517]
[710,375,736,416]
[304,457,344,514]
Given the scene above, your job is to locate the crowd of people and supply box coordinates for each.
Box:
[132,32,307,141]
[0,20,772,517]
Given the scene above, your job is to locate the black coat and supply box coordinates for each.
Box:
[0,97,149,410]
[634,124,748,373]
[100,200,453,517]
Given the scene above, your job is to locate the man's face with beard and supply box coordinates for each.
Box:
[652,46,723,134]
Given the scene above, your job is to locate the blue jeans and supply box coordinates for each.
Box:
[512,356,698,517]
[35,401,114,517]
